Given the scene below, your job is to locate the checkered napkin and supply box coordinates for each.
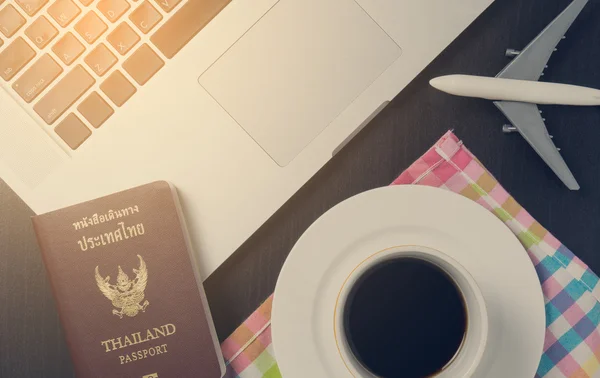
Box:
[219,131,600,378]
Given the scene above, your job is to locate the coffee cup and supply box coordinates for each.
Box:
[334,245,489,377]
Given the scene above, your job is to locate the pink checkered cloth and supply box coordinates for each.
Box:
[219,131,600,378]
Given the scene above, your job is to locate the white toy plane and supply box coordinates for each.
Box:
[431,0,597,190]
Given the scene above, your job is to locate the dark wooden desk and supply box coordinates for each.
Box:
[2,0,600,376]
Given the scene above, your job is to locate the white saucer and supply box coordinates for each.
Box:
[272,185,545,378]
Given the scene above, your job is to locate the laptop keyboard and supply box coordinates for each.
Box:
[0,0,230,151]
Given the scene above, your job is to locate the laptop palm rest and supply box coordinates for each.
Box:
[0,89,64,189]
[199,0,401,166]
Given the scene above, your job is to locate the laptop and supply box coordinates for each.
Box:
[0,0,493,279]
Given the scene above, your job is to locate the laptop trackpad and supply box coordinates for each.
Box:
[199,0,401,166]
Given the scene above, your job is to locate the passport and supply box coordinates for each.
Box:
[32,181,225,378]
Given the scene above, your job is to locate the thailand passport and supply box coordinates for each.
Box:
[32,181,225,378]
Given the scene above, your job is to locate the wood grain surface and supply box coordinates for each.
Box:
[2,0,600,376]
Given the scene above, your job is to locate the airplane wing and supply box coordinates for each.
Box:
[494,101,579,190]
[497,0,589,81]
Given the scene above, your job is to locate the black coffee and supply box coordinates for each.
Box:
[343,258,467,378]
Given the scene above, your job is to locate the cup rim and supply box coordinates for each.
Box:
[333,244,489,378]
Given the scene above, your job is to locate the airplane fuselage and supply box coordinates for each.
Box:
[431,75,600,106]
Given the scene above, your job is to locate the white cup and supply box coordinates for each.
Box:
[334,245,489,377]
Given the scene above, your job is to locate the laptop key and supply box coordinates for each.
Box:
[79,0,94,5]
[153,0,182,13]
[0,37,36,81]
[123,44,164,85]
[78,91,114,128]
[85,43,117,76]
[107,22,140,55]
[97,0,130,23]
[13,54,63,103]
[53,32,85,65]
[100,70,136,106]
[16,0,48,17]
[48,0,81,27]
[75,12,108,44]
[26,16,58,49]
[55,113,91,150]
[0,5,26,38]
[130,1,162,34]
[34,65,95,125]
[151,0,231,59]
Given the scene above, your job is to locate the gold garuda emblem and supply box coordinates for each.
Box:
[95,254,149,318]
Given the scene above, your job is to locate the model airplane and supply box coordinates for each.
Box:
[430,0,597,190]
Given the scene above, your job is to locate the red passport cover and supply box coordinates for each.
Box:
[32,181,225,378]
